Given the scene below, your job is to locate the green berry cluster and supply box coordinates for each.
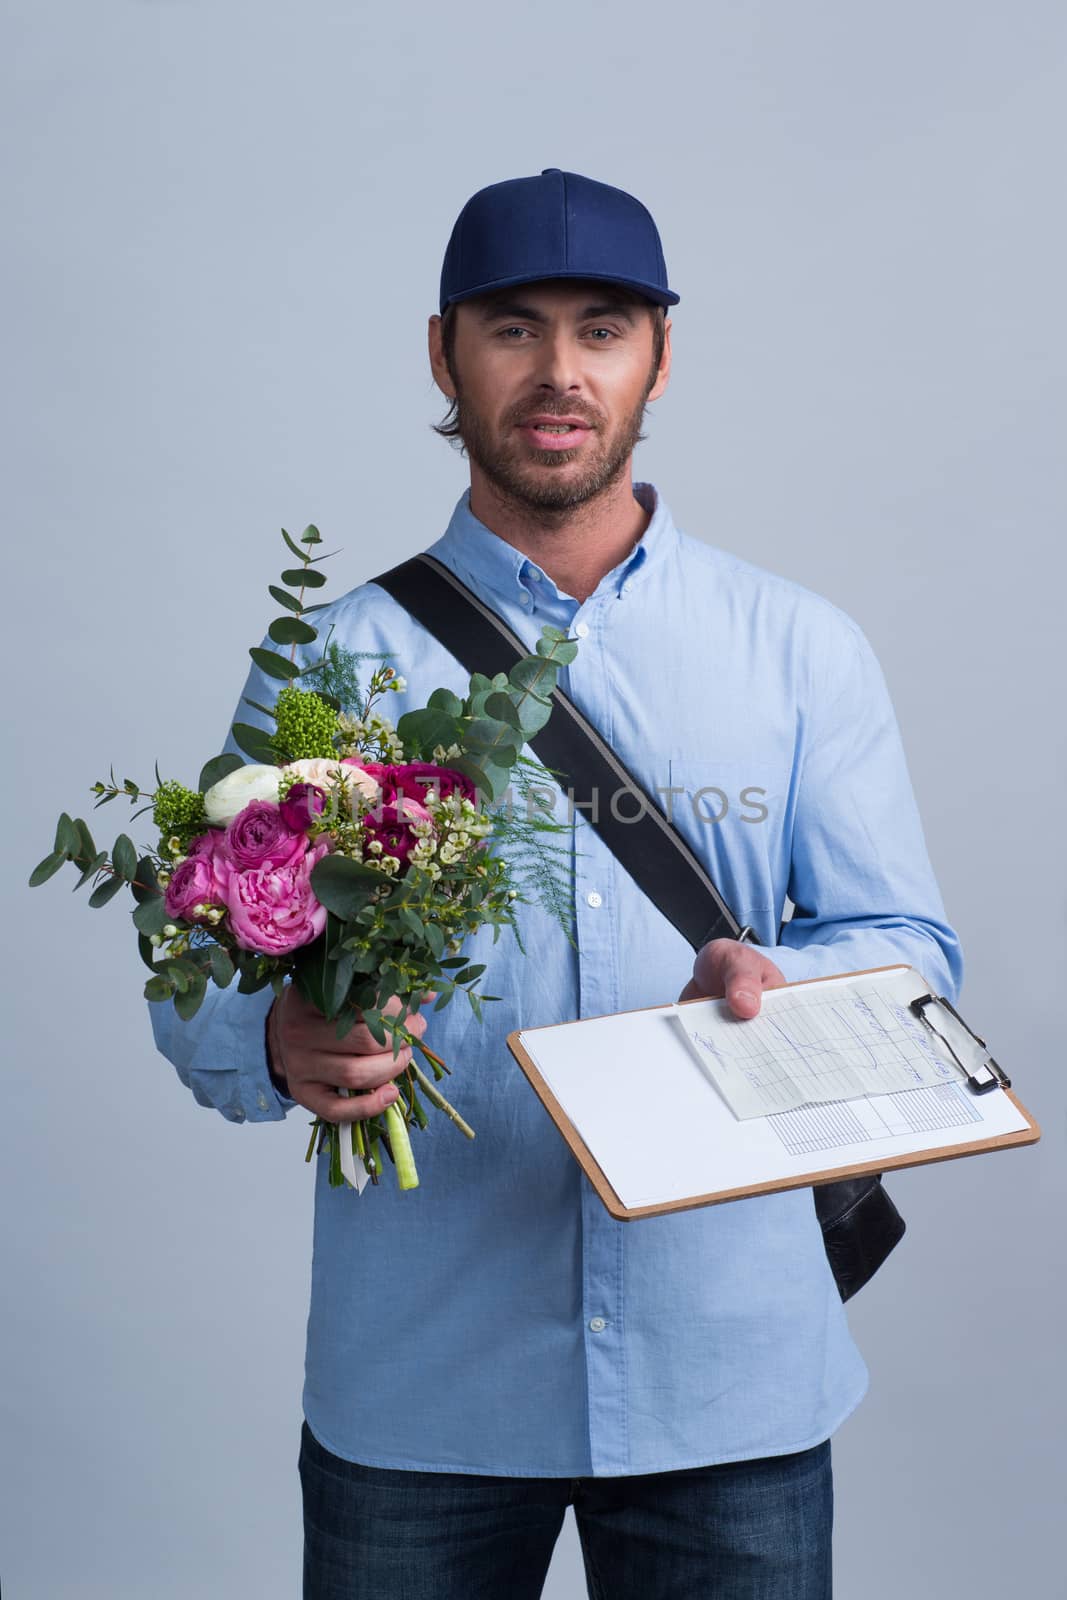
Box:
[270,686,340,762]
[153,780,207,841]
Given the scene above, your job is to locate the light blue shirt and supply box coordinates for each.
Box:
[151,483,962,1476]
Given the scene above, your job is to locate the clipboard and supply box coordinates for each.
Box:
[506,964,1040,1221]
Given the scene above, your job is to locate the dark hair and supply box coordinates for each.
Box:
[431,298,668,444]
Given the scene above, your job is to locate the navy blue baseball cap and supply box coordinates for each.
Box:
[439,168,680,314]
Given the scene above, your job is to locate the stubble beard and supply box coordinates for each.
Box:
[452,389,651,515]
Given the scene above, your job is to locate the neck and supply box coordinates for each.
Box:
[467,466,651,604]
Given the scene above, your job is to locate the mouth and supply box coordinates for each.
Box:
[517,420,593,452]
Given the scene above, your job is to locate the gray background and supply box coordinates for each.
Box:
[3,1,1064,1595]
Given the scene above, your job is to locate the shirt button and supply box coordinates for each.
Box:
[586,890,603,908]
[574,621,590,637]
[519,591,531,605]
[529,569,544,583]
[588,1316,607,1333]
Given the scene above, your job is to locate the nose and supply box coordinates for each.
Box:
[532,328,583,394]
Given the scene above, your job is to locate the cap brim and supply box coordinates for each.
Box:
[441,268,679,313]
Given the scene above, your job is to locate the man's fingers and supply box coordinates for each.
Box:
[685,938,787,1018]
[303,1079,404,1123]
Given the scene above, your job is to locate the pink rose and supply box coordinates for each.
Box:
[165,833,228,923]
[224,800,305,870]
[361,799,434,866]
[279,781,326,832]
[221,837,330,956]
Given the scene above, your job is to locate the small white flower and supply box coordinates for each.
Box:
[162,923,178,938]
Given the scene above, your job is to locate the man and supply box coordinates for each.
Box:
[152,168,961,1598]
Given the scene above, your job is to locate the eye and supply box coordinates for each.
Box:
[586,327,616,341]
[498,326,532,340]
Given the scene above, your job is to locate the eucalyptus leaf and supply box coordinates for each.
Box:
[28,850,66,887]
[73,850,109,890]
[88,873,127,909]
[309,854,381,920]
[132,895,169,936]
[231,722,280,763]
[268,616,318,646]
[174,978,207,1021]
[130,856,161,905]
[509,657,556,698]
[427,687,463,717]
[138,933,158,972]
[144,975,174,1003]
[198,752,244,793]
[281,526,308,562]
[300,524,322,544]
[249,646,298,681]
[280,567,327,588]
[53,813,80,857]
[483,692,523,730]
[111,833,137,881]
[268,584,304,614]
[209,946,235,987]
[74,818,97,863]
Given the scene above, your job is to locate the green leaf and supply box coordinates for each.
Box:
[453,964,486,984]
[268,584,304,614]
[268,616,318,646]
[427,687,464,717]
[509,657,556,699]
[73,850,109,890]
[424,921,445,959]
[53,813,80,856]
[138,933,158,972]
[249,646,298,681]
[29,850,66,887]
[199,752,244,793]
[309,854,382,920]
[329,946,357,1013]
[174,978,207,1021]
[231,722,280,764]
[74,817,97,863]
[162,958,192,993]
[132,895,169,936]
[237,966,271,995]
[280,567,327,588]
[468,672,493,696]
[536,636,578,664]
[483,692,523,731]
[144,975,174,1003]
[281,526,307,562]
[112,833,137,881]
[300,524,322,544]
[396,706,460,758]
[513,695,554,738]
[88,873,126,908]
[209,946,235,988]
[399,906,424,940]
[539,624,568,643]
[131,856,161,904]
[361,1007,387,1047]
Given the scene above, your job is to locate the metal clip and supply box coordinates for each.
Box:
[908,993,1010,1093]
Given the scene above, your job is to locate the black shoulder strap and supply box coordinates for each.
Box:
[370,553,746,952]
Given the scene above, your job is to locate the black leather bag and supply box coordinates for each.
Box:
[371,553,906,1300]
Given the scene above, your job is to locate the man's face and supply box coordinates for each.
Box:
[430,280,671,513]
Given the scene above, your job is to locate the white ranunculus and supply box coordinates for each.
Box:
[203,763,281,826]
[282,758,380,809]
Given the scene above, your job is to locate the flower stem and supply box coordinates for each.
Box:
[409,1056,475,1139]
[384,1101,419,1189]
[305,1117,321,1163]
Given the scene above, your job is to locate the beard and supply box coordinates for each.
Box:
[451,387,651,514]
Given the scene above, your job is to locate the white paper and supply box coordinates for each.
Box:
[515,967,1030,1210]
[672,968,961,1118]
[336,1090,371,1194]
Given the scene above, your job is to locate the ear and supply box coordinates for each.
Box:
[646,316,672,403]
[428,314,456,400]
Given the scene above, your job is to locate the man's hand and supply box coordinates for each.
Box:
[678,938,787,1018]
[267,988,435,1122]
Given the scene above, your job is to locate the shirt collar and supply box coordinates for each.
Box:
[425,481,677,612]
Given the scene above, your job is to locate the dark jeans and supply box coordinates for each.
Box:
[299,1420,833,1599]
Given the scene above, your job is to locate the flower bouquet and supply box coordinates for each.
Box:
[31,525,578,1191]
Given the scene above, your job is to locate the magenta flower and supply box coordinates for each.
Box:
[279,781,327,832]
[223,799,306,871]
[165,832,228,922]
[362,799,434,866]
[220,837,330,956]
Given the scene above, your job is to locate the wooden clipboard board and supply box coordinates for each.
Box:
[506,965,1041,1221]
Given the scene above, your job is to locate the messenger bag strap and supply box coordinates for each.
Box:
[371,553,745,951]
